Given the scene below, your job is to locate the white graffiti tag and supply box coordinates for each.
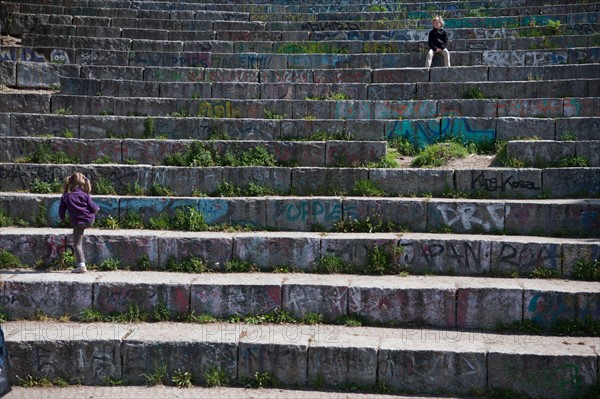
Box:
[436,204,509,231]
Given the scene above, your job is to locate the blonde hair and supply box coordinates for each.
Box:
[63,172,92,194]
[432,16,445,27]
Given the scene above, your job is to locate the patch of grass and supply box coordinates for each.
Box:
[336,315,369,327]
[389,136,418,156]
[555,156,589,167]
[142,364,168,386]
[146,183,173,197]
[351,179,385,196]
[93,177,117,195]
[121,211,145,229]
[0,209,14,227]
[243,371,276,389]
[92,155,114,164]
[462,86,485,99]
[411,142,469,167]
[99,215,120,229]
[204,367,229,387]
[165,256,207,273]
[317,254,354,274]
[367,151,400,168]
[573,259,600,281]
[187,311,218,324]
[551,316,600,337]
[0,249,23,269]
[225,258,258,273]
[50,250,76,270]
[172,369,193,388]
[18,375,61,387]
[366,244,405,275]
[79,308,105,322]
[529,267,560,279]
[263,109,288,120]
[335,216,404,233]
[301,312,323,325]
[144,117,155,138]
[54,108,72,115]
[104,376,124,386]
[24,142,78,164]
[116,303,148,323]
[99,258,120,271]
[172,207,208,232]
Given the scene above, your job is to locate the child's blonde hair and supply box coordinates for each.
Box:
[432,16,445,27]
[63,172,92,194]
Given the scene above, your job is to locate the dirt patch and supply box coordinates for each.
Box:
[396,154,496,169]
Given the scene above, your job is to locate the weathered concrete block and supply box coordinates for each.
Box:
[488,351,597,399]
[156,166,222,196]
[118,196,195,224]
[367,83,416,100]
[291,168,369,196]
[456,168,543,198]
[432,66,488,83]
[157,232,232,269]
[372,68,428,84]
[489,66,544,81]
[113,97,176,117]
[0,93,51,113]
[261,83,294,100]
[429,199,507,234]
[441,117,495,142]
[308,342,378,388]
[325,140,385,167]
[0,163,71,192]
[214,82,260,100]
[59,77,100,96]
[7,323,122,385]
[143,66,202,83]
[348,276,456,327]
[79,115,143,138]
[55,138,122,164]
[438,99,497,118]
[191,274,282,317]
[314,68,372,84]
[238,325,309,386]
[0,61,16,86]
[457,280,522,329]
[320,234,399,272]
[222,166,290,195]
[564,97,600,117]
[575,140,600,167]
[266,141,325,167]
[11,113,79,137]
[52,94,114,116]
[506,140,575,166]
[524,286,582,328]
[94,272,191,317]
[77,49,128,66]
[561,241,600,278]
[496,117,555,140]
[280,119,346,140]
[266,197,342,231]
[385,118,440,148]
[102,80,160,98]
[556,117,600,140]
[185,41,235,54]
[122,324,238,385]
[2,274,93,319]
[333,100,372,120]
[542,169,600,199]
[0,113,9,136]
[498,98,563,118]
[378,347,487,395]
[374,100,437,119]
[234,232,320,271]
[291,100,331,120]
[490,238,561,276]
[283,275,348,322]
[343,198,427,231]
[133,39,184,52]
[370,169,453,196]
[260,69,311,84]
[399,235,492,275]
[206,68,259,83]
[89,231,160,269]
[505,200,592,236]
[90,164,153,195]
[343,119,385,141]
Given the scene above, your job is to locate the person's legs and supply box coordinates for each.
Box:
[72,223,91,273]
[425,49,434,68]
[442,48,451,67]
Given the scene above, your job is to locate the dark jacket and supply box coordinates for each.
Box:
[59,188,100,226]
[428,28,449,51]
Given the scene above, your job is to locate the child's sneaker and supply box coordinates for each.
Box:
[72,263,87,273]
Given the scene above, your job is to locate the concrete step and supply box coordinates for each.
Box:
[506,140,600,167]
[55,76,600,100]
[2,320,598,398]
[0,271,598,330]
[0,137,387,168]
[1,192,599,234]
[1,227,598,278]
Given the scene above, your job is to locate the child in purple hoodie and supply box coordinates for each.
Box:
[59,172,100,273]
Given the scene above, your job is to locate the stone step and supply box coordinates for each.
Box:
[0,137,387,167]
[2,320,598,397]
[3,45,598,69]
[0,271,598,331]
[1,227,598,278]
[55,76,600,100]
[506,140,600,167]
[1,192,599,234]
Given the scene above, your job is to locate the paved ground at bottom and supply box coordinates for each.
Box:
[3,386,462,399]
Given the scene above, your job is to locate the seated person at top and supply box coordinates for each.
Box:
[425,15,451,68]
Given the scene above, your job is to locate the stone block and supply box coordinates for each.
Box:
[432,66,488,83]
[265,141,325,167]
[122,324,238,385]
[78,116,140,139]
[428,199,508,234]
[118,196,196,224]
[3,274,94,319]
[343,119,385,141]
[94,272,191,317]
[438,99,497,118]
[349,276,456,327]
[101,80,159,98]
[90,164,153,195]
[456,168,543,198]
[385,118,440,148]
[314,68,372,84]
[53,94,114,116]
[372,68,428,84]
[561,241,600,277]
[325,140,385,167]
[575,140,600,168]
[399,235,492,275]
[488,352,597,399]
[367,83,416,100]
[113,97,174,117]
[507,140,575,166]
[11,113,79,137]
[81,66,143,81]
[0,93,51,113]
[206,68,259,84]
[564,97,600,117]
[378,348,487,395]
[238,326,309,387]
[542,168,600,199]
[320,234,398,272]
[332,100,373,120]
[524,285,584,328]
[371,169,453,197]
[505,200,592,236]
[441,117,496,143]
[0,163,71,192]
[489,66,544,81]
[291,100,331,120]
[538,79,588,98]
[59,77,100,96]
[191,274,282,317]
[90,232,160,269]
[291,167,369,196]
[308,342,377,388]
[343,198,428,232]
[373,100,435,120]
[222,166,290,195]
[0,61,16,86]
[213,82,260,100]
[187,41,235,54]
[157,232,232,269]
[490,238,561,276]
[496,117,555,140]
[260,70,311,85]
[233,232,321,271]
[556,117,600,140]
[283,275,349,322]
[7,324,122,385]
[76,49,128,66]
[497,98,563,118]
[457,281,522,329]
[261,83,294,100]
[266,197,343,232]
[0,113,9,136]
[280,119,346,140]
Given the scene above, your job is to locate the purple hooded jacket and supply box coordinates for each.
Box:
[59,188,100,226]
